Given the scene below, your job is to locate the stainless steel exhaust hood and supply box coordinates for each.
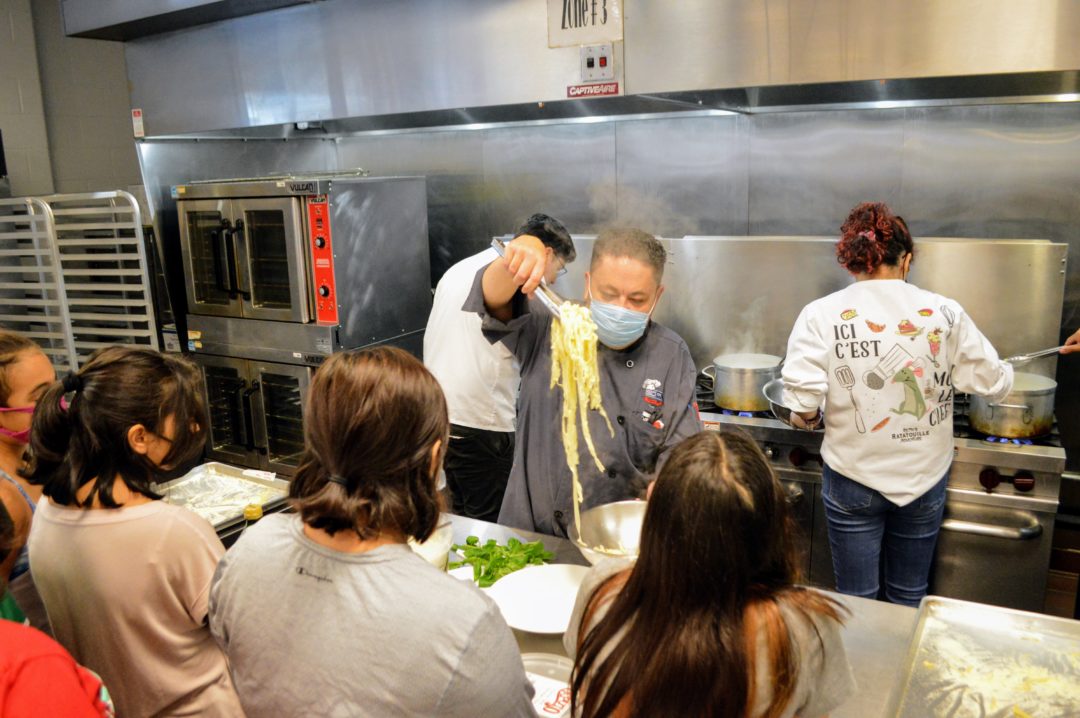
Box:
[62,0,324,41]
[119,0,1080,136]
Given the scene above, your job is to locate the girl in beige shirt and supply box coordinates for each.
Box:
[26,347,243,717]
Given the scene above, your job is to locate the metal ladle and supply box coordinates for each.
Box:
[1003,346,1065,366]
[490,237,565,319]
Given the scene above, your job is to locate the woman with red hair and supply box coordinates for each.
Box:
[781,202,1012,606]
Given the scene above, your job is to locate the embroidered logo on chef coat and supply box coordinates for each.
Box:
[642,378,664,407]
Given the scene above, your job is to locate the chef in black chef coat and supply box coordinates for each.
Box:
[464,227,702,537]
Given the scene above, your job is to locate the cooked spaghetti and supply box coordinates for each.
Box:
[550,301,613,532]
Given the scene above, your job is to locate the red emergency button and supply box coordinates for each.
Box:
[599,56,608,67]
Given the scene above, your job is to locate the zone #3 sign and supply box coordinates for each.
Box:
[548,0,623,47]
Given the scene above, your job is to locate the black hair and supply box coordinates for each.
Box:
[515,213,576,263]
[25,347,209,508]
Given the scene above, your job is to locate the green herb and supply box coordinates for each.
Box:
[448,535,555,588]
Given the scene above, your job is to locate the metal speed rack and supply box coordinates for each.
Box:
[0,191,159,370]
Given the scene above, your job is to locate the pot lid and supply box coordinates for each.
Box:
[712,353,781,370]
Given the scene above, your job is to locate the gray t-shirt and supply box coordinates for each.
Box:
[209,514,534,717]
[564,559,856,718]
[463,267,703,537]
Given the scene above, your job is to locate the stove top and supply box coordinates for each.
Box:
[697,379,1066,504]
[951,394,1063,448]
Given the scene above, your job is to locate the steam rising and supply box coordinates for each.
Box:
[718,296,769,356]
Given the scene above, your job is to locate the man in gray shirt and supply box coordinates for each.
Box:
[467,227,702,536]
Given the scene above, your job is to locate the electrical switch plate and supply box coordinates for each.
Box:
[580,44,614,82]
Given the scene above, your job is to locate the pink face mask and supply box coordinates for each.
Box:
[0,405,34,444]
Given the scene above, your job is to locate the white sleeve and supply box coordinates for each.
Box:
[946,303,1013,402]
[781,304,831,412]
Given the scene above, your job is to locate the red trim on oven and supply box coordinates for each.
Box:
[307,195,339,325]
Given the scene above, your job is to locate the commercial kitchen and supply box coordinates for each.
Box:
[2,1,1080,716]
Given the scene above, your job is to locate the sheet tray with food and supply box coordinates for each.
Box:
[157,462,290,530]
[885,596,1080,718]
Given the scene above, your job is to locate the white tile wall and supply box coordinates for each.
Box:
[31,0,140,194]
[0,0,54,195]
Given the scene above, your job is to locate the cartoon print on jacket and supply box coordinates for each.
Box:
[891,360,927,419]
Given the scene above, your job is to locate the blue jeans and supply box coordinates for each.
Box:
[822,464,948,607]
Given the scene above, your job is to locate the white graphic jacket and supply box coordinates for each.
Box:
[782,279,1013,506]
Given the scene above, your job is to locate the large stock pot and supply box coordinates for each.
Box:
[968,372,1056,439]
[703,353,782,412]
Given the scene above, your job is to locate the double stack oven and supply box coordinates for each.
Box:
[175,174,430,474]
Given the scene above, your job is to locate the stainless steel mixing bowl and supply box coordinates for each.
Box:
[569,500,647,565]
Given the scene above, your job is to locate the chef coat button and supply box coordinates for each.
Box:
[554,510,563,521]
[616,415,625,425]
[607,468,617,478]
[626,360,634,368]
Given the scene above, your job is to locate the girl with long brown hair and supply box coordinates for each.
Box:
[567,430,854,718]
[209,346,534,717]
[25,346,243,717]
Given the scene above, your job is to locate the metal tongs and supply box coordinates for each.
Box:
[1003,346,1065,366]
[490,237,565,319]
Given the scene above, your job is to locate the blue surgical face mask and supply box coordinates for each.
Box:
[588,284,655,349]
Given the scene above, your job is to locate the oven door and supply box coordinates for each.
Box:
[250,361,311,475]
[234,198,311,323]
[931,496,1053,612]
[178,199,242,318]
[195,354,261,469]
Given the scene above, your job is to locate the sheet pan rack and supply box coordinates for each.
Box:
[0,191,159,369]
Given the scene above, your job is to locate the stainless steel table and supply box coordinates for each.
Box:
[447,513,916,718]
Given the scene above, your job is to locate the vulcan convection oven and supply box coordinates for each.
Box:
[174,174,430,364]
[174,174,431,474]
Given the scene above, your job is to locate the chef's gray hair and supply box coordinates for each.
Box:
[590,227,667,282]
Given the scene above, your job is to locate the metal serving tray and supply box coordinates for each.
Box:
[157,462,290,532]
[885,596,1080,717]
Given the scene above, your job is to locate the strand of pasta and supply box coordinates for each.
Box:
[550,302,613,533]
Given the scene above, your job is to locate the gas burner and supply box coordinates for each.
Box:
[984,436,1035,446]
[719,408,773,419]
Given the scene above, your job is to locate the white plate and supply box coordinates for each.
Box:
[523,653,573,718]
[486,564,589,634]
[448,566,477,583]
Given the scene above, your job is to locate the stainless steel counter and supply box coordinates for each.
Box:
[448,513,916,718]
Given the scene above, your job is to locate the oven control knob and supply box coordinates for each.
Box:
[789,447,808,468]
[318,285,330,298]
[314,236,326,249]
[762,444,776,460]
[1013,472,1035,492]
[979,468,1001,492]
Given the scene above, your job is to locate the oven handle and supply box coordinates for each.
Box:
[241,381,260,452]
[210,222,233,297]
[940,515,1042,540]
[224,219,250,301]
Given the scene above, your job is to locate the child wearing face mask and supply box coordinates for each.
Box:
[25,347,243,717]
[0,331,56,624]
